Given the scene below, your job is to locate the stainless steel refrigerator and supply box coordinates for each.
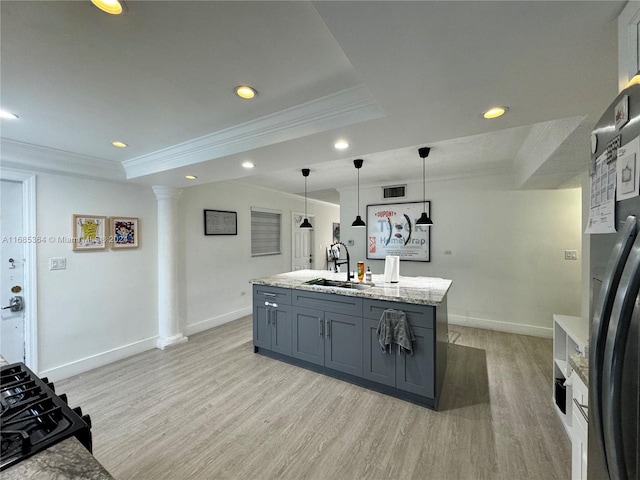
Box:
[588,80,640,480]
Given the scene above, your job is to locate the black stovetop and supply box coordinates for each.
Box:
[0,362,92,471]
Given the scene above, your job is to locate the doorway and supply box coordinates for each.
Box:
[292,212,314,271]
[0,171,37,369]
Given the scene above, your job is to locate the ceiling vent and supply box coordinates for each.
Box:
[382,184,406,199]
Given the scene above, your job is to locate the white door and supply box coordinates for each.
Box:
[1,180,26,363]
[292,213,314,271]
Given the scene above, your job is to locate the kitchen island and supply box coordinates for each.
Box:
[251,270,452,409]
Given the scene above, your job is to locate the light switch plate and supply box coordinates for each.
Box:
[564,250,578,261]
[49,257,67,270]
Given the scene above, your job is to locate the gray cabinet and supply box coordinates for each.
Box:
[324,311,362,376]
[291,306,325,366]
[253,285,292,355]
[363,299,435,398]
[291,295,363,376]
[253,284,447,409]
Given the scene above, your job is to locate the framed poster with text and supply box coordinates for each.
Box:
[366,201,430,262]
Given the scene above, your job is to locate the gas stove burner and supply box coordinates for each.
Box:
[0,363,92,471]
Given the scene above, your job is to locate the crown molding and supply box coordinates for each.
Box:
[0,138,126,181]
[123,84,385,179]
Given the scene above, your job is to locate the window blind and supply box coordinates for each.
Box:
[251,209,281,256]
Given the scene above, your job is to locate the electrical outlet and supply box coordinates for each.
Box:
[49,257,67,270]
[347,239,354,246]
[444,250,453,256]
[240,291,246,296]
[564,250,578,261]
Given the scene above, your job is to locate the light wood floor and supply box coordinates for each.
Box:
[58,317,570,480]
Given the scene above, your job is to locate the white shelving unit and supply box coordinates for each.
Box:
[552,314,589,435]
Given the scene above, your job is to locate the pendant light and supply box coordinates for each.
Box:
[416,147,433,226]
[300,169,313,229]
[352,159,366,227]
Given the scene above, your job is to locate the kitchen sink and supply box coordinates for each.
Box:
[303,278,374,290]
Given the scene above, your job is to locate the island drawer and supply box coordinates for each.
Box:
[363,299,434,329]
[253,285,292,305]
[292,290,362,316]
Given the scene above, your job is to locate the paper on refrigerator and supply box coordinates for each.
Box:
[585,152,616,234]
[616,135,640,201]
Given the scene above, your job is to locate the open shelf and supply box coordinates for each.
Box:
[552,315,589,435]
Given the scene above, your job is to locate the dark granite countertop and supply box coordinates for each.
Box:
[2,437,113,480]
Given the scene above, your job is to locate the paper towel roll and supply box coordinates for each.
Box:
[384,255,400,283]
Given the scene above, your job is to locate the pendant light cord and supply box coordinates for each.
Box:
[357,168,360,217]
[305,176,308,217]
[422,156,426,210]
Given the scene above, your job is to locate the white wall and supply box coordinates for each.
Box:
[36,174,158,380]
[178,181,339,335]
[339,174,582,337]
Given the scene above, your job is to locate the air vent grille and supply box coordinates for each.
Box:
[382,185,406,199]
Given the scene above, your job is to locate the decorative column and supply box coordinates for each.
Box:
[152,186,188,349]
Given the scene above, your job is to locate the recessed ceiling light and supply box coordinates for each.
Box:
[482,106,508,119]
[334,140,349,150]
[0,110,18,120]
[235,85,257,99]
[112,141,128,148]
[91,0,124,15]
[242,161,255,169]
[185,175,197,180]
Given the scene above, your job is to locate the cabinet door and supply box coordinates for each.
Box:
[253,302,272,351]
[571,408,588,480]
[362,318,395,387]
[271,305,292,356]
[396,325,434,398]
[291,307,325,366]
[325,311,363,377]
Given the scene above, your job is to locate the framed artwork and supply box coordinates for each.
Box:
[204,209,237,235]
[72,214,107,251]
[110,217,139,249]
[366,201,431,262]
[332,222,340,243]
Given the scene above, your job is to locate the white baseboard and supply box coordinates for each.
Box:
[39,336,159,382]
[186,306,252,336]
[448,314,553,339]
[38,309,251,381]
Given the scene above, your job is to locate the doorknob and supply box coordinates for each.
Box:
[2,296,23,312]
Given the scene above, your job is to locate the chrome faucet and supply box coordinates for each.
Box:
[330,241,353,281]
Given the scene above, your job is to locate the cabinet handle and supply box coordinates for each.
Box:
[319,318,323,336]
[263,293,277,297]
[573,398,589,423]
[272,311,276,328]
[264,303,272,325]
[326,319,331,338]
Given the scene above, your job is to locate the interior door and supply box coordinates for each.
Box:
[292,213,314,271]
[1,180,26,363]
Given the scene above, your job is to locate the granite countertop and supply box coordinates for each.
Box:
[251,269,453,306]
[2,437,114,480]
[569,354,589,386]
[0,355,114,480]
